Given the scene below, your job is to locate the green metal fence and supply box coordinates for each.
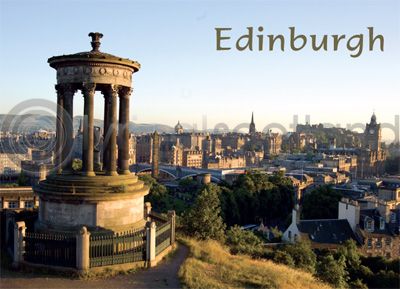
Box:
[89,229,146,268]
[155,221,171,256]
[24,232,76,268]
[149,212,168,226]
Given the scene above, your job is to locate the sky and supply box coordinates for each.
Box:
[0,0,399,141]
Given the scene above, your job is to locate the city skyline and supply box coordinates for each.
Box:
[0,0,399,142]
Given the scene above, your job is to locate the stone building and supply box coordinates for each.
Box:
[264,131,282,156]
[128,133,136,165]
[206,155,246,169]
[174,121,184,134]
[0,187,39,210]
[283,198,400,258]
[182,149,203,168]
[136,134,153,163]
[357,113,387,178]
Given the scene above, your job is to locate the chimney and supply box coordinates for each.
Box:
[292,204,300,225]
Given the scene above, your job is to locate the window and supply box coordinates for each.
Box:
[8,201,18,209]
[24,201,34,208]
[367,238,372,248]
[386,253,391,259]
[380,218,385,230]
[294,234,298,242]
[376,238,382,248]
[385,238,391,246]
[391,213,396,223]
[366,219,373,231]
[288,231,292,240]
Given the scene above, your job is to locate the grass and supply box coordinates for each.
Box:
[178,237,331,289]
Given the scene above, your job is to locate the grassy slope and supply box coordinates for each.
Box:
[178,237,331,289]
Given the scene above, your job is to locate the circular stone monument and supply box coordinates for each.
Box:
[34,32,149,233]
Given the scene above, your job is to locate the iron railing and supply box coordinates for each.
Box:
[24,232,76,268]
[155,221,171,256]
[89,228,146,268]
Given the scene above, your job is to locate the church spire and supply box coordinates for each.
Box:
[249,112,256,134]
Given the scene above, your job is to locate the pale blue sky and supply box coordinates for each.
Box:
[0,0,399,140]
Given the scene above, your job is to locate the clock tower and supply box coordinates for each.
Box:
[364,113,381,151]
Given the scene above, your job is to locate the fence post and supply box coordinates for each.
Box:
[12,221,26,267]
[76,226,90,271]
[144,202,152,221]
[146,221,156,267]
[168,210,176,245]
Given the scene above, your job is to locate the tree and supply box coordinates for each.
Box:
[226,225,264,257]
[139,175,170,212]
[182,183,226,241]
[272,250,295,267]
[280,241,317,273]
[316,254,348,288]
[302,185,343,219]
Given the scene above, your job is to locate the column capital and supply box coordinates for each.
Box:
[58,83,78,95]
[119,86,133,99]
[103,84,119,97]
[81,82,96,96]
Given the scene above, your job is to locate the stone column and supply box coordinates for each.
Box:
[82,83,96,176]
[146,221,156,267]
[12,221,26,267]
[103,93,110,170]
[118,87,132,174]
[168,210,176,244]
[104,85,119,176]
[76,226,90,271]
[144,202,152,221]
[55,85,64,174]
[62,84,76,172]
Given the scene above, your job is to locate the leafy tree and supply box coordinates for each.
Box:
[348,279,368,289]
[280,241,317,273]
[272,250,295,267]
[316,254,348,288]
[182,183,226,241]
[226,225,264,257]
[302,185,343,219]
[140,174,170,211]
[219,187,241,226]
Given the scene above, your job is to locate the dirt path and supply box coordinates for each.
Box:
[0,244,188,289]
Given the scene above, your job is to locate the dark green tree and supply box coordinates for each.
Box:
[280,241,317,273]
[139,174,170,212]
[226,225,264,257]
[302,185,343,219]
[182,183,226,241]
[316,254,348,288]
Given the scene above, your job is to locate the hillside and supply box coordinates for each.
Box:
[0,114,174,134]
[178,237,331,289]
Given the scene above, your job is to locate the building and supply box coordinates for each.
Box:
[283,204,361,249]
[357,113,387,178]
[136,134,153,163]
[283,198,400,258]
[183,149,203,168]
[0,187,39,210]
[264,132,282,156]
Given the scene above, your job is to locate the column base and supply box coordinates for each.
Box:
[118,170,131,175]
[81,171,96,177]
[106,171,119,176]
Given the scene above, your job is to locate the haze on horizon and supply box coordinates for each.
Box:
[0,0,399,142]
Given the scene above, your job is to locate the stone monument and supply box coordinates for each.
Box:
[34,32,149,233]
